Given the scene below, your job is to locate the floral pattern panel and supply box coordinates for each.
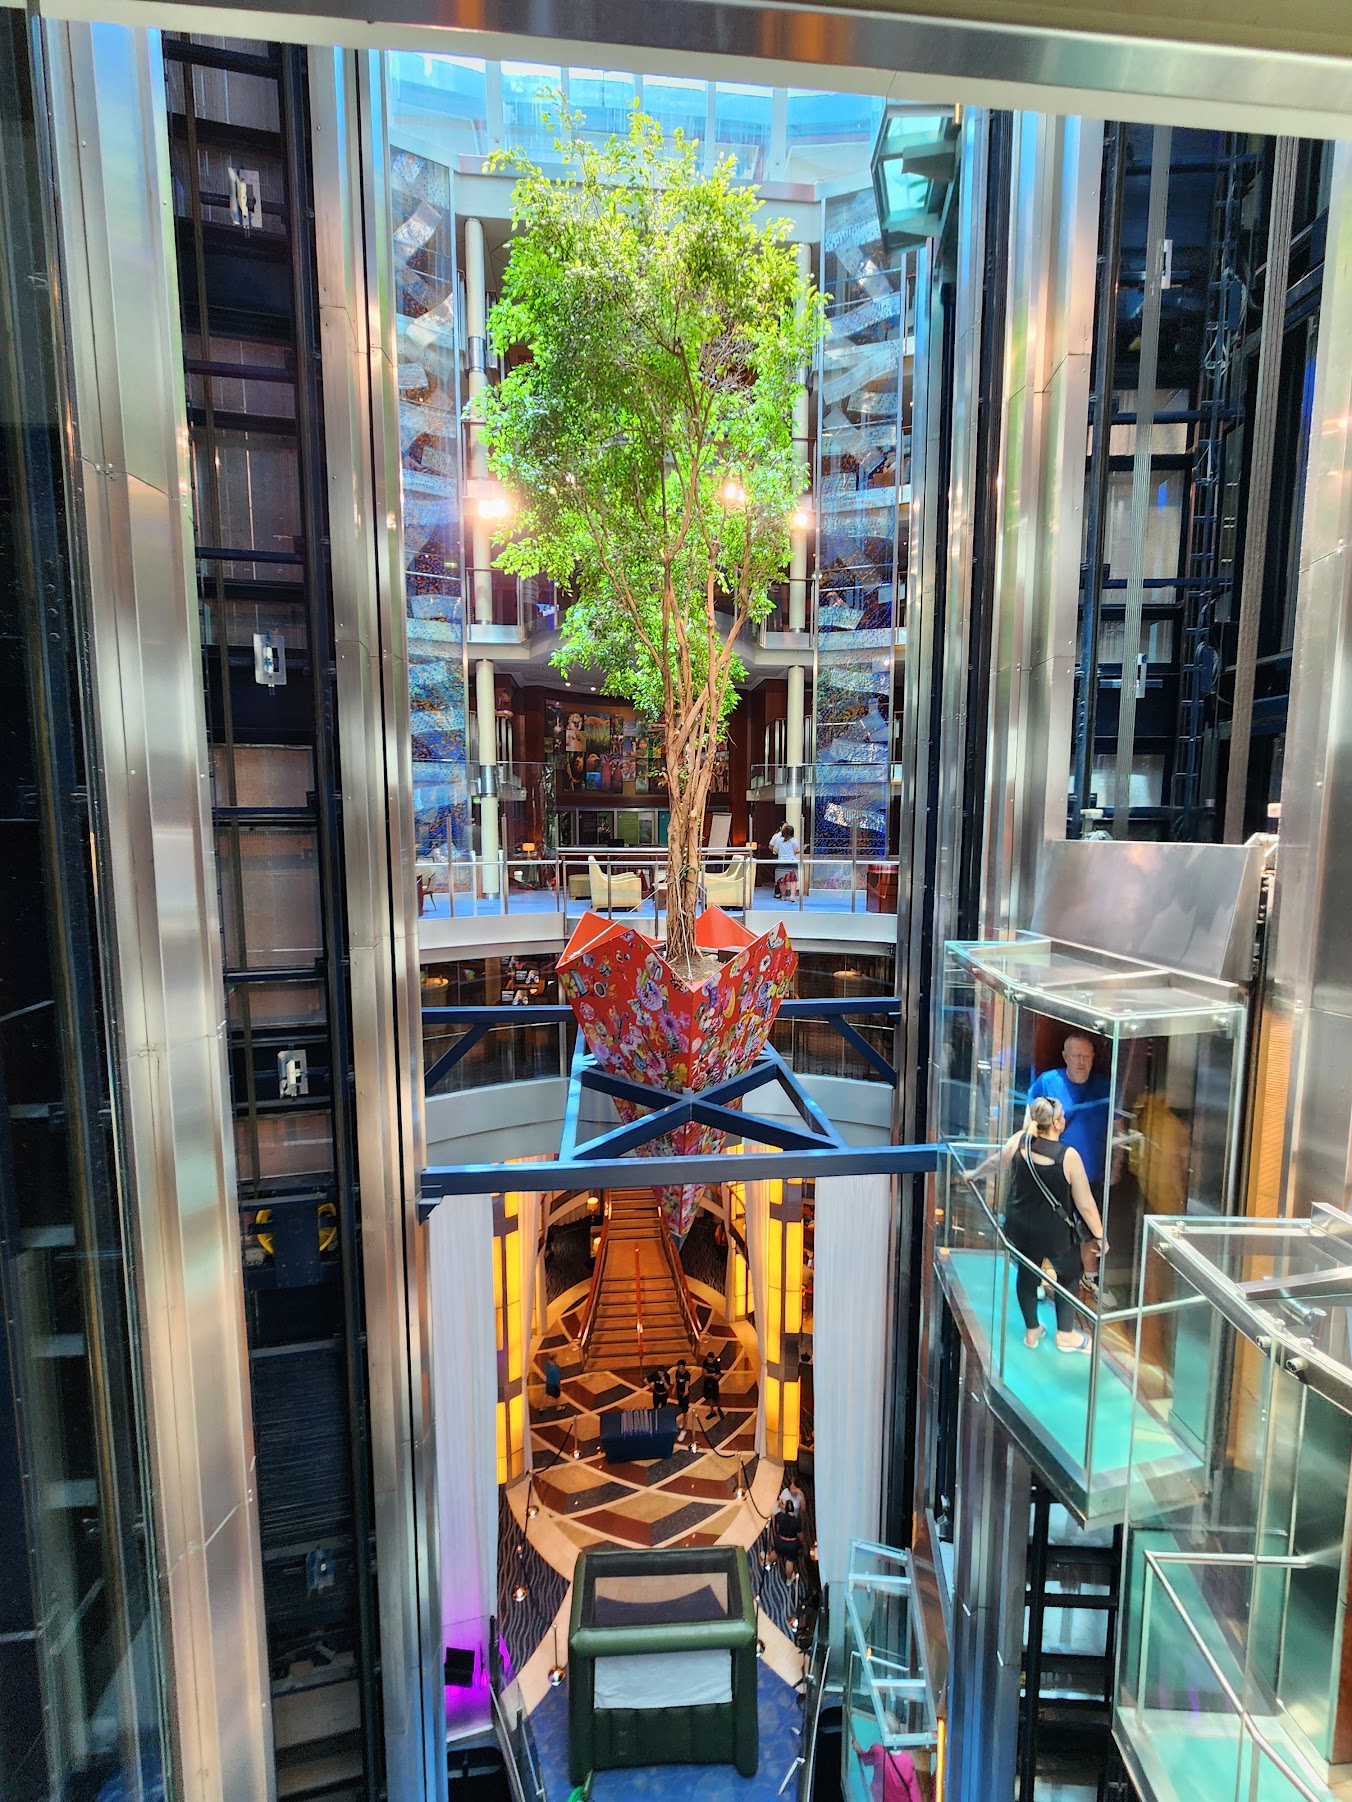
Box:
[557,912,799,1234]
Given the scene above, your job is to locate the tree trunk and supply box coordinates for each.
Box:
[663,779,701,976]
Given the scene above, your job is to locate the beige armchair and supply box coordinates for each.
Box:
[589,856,643,912]
[703,854,754,910]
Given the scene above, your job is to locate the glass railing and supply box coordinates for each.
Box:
[1120,1550,1334,1802]
[936,1142,1206,1524]
[423,1017,569,1094]
[414,849,902,920]
[843,1541,940,1802]
[462,566,564,639]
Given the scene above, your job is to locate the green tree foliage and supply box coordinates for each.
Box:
[473,103,823,973]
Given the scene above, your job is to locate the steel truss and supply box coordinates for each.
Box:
[417,1000,940,1211]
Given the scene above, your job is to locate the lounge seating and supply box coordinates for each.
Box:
[703,854,754,909]
[589,856,643,912]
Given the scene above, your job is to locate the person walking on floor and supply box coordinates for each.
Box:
[672,1357,691,1428]
[701,1348,725,1422]
[649,1367,669,1412]
[986,1096,1105,1353]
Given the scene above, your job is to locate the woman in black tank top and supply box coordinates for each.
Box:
[991,1096,1105,1351]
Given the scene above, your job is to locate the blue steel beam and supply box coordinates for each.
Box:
[424,1019,488,1091]
[420,998,902,1023]
[573,1101,693,1161]
[760,1045,846,1147]
[831,1017,900,1087]
[687,1098,829,1152]
[557,1031,590,1162]
[418,1141,943,1213]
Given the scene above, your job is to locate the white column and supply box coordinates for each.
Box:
[786,241,812,842]
[476,657,501,893]
[785,666,806,840]
[464,216,493,627]
[789,243,812,633]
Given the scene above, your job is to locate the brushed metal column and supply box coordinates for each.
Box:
[308,48,444,1797]
[1264,145,1352,1220]
[946,1345,1031,1802]
[43,22,273,1800]
[981,113,1101,936]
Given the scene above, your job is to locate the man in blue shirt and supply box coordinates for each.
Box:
[1026,1031,1111,1193]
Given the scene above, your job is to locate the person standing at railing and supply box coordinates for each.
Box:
[769,821,799,902]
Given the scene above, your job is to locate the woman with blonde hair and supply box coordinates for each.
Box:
[990,1096,1105,1352]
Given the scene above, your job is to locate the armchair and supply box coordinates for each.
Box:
[588,856,643,912]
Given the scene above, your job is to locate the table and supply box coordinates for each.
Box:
[599,1405,679,1463]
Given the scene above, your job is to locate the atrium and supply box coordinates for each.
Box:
[1,6,1351,1802]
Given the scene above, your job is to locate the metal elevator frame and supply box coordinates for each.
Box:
[166,35,381,1798]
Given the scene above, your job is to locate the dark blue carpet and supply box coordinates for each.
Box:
[531,1656,806,1799]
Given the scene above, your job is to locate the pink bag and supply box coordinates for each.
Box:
[858,1743,924,1802]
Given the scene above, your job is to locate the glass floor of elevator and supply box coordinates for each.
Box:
[942,1250,1203,1524]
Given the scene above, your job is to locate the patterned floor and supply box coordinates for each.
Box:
[531,1654,809,1801]
[497,1491,569,1677]
[526,1298,759,1555]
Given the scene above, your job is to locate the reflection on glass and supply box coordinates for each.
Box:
[937,935,1245,1519]
[389,53,489,157]
[1121,1211,1352,1802]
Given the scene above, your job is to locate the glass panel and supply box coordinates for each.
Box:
[713,82,772,181]
[1104,467,1185,581]
[784,89,883,185]
[388,53,489,158]
[0,23,171,1791]
[501,62,564,155]
[568,68,638,144]
[217,827,322,969]
[227,980,326,1029]
[639,75,706,149]
[211,744,314,809]
[236,1111,335,1183]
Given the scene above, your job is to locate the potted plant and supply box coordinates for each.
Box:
[473,103,823,977]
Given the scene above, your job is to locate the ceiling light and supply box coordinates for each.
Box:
[511,1581,529,1603]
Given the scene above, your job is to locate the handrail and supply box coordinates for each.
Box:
[1138,1552,1326,1802]
[634,1245,644,1370]
[656,1209,700,1348]
[578,1210,610,1360]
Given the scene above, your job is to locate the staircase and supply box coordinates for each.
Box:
[582,1188,698,1373]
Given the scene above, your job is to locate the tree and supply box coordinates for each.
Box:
[473,105,823,975]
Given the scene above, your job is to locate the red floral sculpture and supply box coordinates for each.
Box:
[557,908,798,1235]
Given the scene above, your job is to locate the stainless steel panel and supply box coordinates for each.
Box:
[1030,838,1267,986]
[57,0,1352,141]
[44,21,273,1799]
[1261,144,1352,1220]
[1111,125,1170,837]
[895,237,939,1141]
[981,113,1100,938]
[308,46,442,1795]
[947,1349,1030,1802]
[924,108,988,1135]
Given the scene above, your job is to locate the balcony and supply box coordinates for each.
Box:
[1118,1209,1352,1802]
[463,567,563,643]
[413,846,902,924]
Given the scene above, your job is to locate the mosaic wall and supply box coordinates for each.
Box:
[390,148,473,860]
[811,186,904,870]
